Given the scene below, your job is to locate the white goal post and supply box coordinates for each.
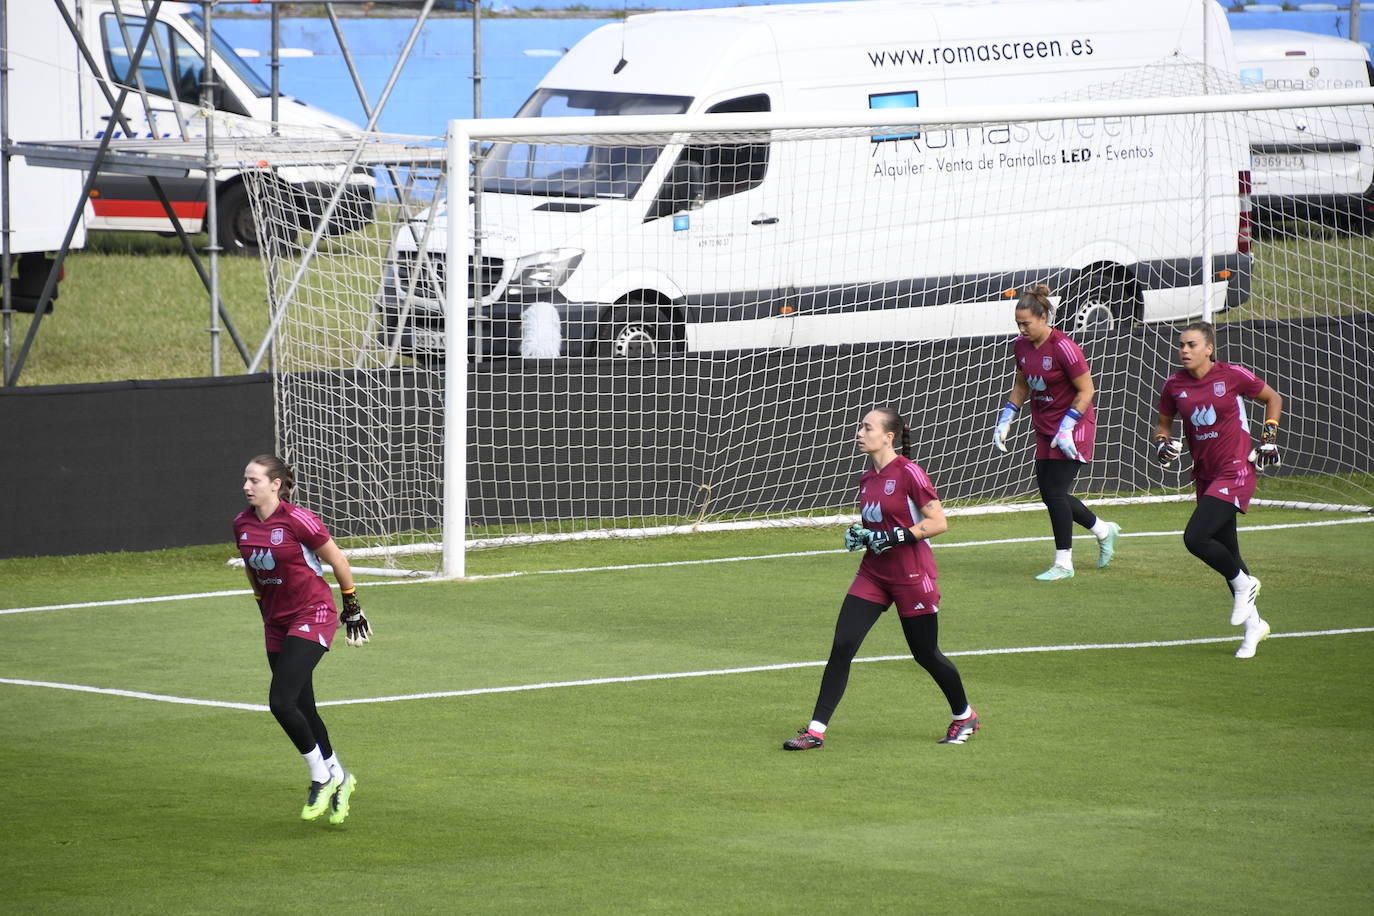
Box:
[232,73,1374,579]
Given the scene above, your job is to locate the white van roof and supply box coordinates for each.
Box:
[1233,29,1373,64]
[537,0,1229,107]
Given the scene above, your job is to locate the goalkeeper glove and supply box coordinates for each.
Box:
[1254,420,1281,468]
[1052,408,1085,462]
[867,526,916,555]
[1153,434,1182,466]
[991,402,1019,453]
[340,588,371,647]
[844,522,872,552]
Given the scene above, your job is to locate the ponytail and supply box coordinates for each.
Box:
[1016,283,1055,321]
[872,406,912,458]
[249,454,296,502]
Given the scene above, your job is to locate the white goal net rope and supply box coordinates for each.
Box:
[234,60,1374,573]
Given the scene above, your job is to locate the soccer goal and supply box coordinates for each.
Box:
[231,63,1374,577]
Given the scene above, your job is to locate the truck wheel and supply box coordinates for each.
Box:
[1061,269,1135,333]
[216,183,262,257]
[214,181,292,258]
[598,306,680,358]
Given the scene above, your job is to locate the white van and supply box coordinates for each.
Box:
[59,0,372,254]
[1233,29,1374,231]
[2,0,87,312]
[378,0,1251,358]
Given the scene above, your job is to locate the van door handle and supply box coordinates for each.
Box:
[751,215,779,225]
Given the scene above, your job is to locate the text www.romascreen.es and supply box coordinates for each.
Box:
[868,37,1095,68]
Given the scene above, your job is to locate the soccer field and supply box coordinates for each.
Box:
[2,502,1372,914]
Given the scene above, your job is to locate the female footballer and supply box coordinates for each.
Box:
[1154,321,1281,659]
[991,285,1121,580]
[783,407,979,750]
[236,455,371,822]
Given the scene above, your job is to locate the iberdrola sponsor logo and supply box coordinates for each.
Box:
[1190,404,1217,427]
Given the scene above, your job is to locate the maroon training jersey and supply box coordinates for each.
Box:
[857,455,940,587]
[234,501,336,617]
[1157,361,1266,481]
[1014,328,1095,437]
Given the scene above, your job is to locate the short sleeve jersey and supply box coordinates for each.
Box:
[233,501,335,617]
[1157,361,1266,481]
[1015,328,1094,436]
[857,455,940,585]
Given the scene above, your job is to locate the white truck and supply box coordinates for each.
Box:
[29,0,373,255]
[2,0,87,314]
[1233,29,1374,232]
[378,0,1252,359]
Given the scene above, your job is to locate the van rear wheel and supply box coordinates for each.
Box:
[1061,270,1136,333]
[598,305,680,358]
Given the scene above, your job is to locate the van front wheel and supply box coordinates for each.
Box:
[598,306,680,358]
[1061,270,1136,334]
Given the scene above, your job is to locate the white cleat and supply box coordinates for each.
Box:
[1235,616,1271,659]
[1230,575,1261,626]
[1035,565,1075,581]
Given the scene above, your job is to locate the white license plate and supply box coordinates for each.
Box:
[1254,153,1311,171]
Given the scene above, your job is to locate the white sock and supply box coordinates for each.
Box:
[325,752,345,782]
[1055,549,1073,570]
[1229,571,1252,594]
[953,706,973,720]
[1091,519,1112,539]
[302,746,331,784]
[807,720,827,735]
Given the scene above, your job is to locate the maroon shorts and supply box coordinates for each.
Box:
[263,601,338,653]
[1196,462,1257,513]
[1034,426,1094,462]
[848,568,941,618]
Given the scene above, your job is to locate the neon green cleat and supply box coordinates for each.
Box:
[1034,565,1075,581]
[1097,522,1121,568]
[329,772,357,825]
[301,776,338,821]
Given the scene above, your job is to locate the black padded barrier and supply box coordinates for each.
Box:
[0,374,274,558]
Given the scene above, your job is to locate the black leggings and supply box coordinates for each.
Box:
[810,594,969,726]
[1035,458,1099,550]
[267,637,332,757]
[1183,495,1249,582]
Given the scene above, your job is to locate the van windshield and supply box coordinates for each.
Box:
[479,89,691,199]
[184,12,272,98]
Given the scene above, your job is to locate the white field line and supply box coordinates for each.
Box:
[3,627,1371,713]
[3,515,1370,615]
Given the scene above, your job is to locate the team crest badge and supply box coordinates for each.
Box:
[270,528,285,545]
[884,479,896,495]
[1213,381,1226,397]
[1042,356,1053,370]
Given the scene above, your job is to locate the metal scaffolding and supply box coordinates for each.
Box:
[0,0,453,386]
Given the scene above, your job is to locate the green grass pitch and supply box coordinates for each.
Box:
[2,502,1371,913]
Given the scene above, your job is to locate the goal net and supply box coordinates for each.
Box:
[232,62,1374,576]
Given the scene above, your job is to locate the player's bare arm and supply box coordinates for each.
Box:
[1069,370,1095,416]
[314,538,355,592]
[1008,370,1030,408]
[1154,410,1175,441]
[913,498,948,540]
[1255,385,1282,425]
